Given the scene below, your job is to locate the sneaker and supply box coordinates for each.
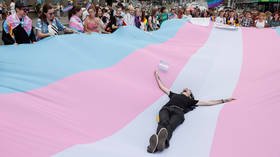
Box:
[147,134,158,153]
[157,128,168,151]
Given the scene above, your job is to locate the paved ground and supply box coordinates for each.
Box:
[0,14,69,46]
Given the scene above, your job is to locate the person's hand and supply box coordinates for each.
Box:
[224,98,236,103]
[48,32,55,36]
[102,31,111,34]
[154,70,159,76]
[112,25,118,29]
[154,70,160,80]
[73,30,79,34]
[65,28,74,34]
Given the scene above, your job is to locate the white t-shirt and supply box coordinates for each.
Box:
[82,10,89,21]
[182,14,192,19]
[255,20,267,28]
[215,16,226,24]
[140,22,145,30]
[124,13,135,26]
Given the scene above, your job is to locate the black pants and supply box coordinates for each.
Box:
[156,106,185,147]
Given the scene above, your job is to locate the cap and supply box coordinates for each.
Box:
[15,1,28,9]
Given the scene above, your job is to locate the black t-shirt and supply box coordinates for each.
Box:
[164,91,199,113]
[107,16,123,33]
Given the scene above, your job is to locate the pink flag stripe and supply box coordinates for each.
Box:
[210,28,280,157]
[0,23,212,157]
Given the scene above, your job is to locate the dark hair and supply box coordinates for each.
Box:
[182,89,195,99]
[117,2,123,9]
[101,8,107,13]
[68,5,81,20]
[160,7,166,13]
[190,92,195,100]
[151,8,157,17]
[245,11,251,15]
[219,10,225,14]
[40,3,53,23]
[15,1,26,9]
[201,11,209,17]
[1,11,7,20]
[109,8,114,17]
[178,9,183,19]
[141,11,145,22]
[96,6,101,17]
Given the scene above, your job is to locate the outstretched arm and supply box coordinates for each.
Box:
[197,98,236,106]
[154,71,170,95]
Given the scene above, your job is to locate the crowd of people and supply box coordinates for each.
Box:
[1,1,280,45]
[213,9,280,28]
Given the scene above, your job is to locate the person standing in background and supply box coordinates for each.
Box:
[69,5,84,33]
[124,6,135,26]
[10,0,16,15]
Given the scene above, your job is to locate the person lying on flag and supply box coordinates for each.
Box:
[35,3,74,40]
[147,70,236,153]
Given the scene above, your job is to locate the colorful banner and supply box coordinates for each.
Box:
[207,0,224,8]
[62,5,73,12]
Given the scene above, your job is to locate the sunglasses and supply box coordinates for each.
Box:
[22,8,29,12]
[48,12,54,16]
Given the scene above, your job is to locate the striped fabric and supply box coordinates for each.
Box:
[207,0,224,8]
[0,20,279,157]
[48,24,59,35]
[69,15,84,33]
[3,14,32,37]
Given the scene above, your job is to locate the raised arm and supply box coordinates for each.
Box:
[154,71,170,95]
[197,98,236,106]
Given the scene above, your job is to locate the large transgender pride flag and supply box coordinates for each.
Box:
[1,19,280,157]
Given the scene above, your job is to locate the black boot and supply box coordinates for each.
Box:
[147,134,158,153]
[157,128,168,151]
